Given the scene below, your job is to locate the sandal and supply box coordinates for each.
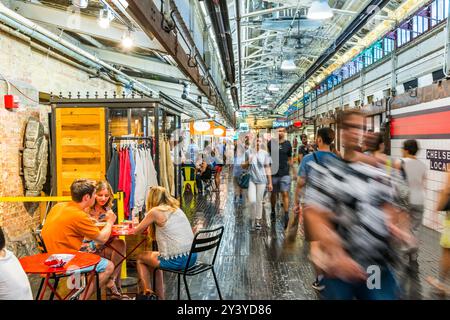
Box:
[107,281,132,300]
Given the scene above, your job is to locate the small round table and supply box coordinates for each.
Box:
[20,252,100,300]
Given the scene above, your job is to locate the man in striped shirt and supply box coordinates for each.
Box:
[304,110,413,300]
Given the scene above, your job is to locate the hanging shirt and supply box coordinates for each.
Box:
[129,148,136,212]
[106,148,119,193]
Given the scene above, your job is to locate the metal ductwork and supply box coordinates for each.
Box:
[274,0,392,109]
[205,0,239,109]
[181,83,211,118]
[0,2,158,97]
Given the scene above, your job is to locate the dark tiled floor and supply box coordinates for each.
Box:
[29,168,448,300]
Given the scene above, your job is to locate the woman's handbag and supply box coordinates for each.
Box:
[238,171,250,189]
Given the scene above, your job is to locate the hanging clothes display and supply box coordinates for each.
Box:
[159,138,170,191]
[106,147,119,193]
[166,139,175,196]
[133,145,158,216]
[129,147,136,214]
[118,147,131,219]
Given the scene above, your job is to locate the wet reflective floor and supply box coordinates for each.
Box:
[28,168,449,300]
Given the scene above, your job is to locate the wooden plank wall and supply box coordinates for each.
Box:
[55,108,106,196]
[109,116,143,137]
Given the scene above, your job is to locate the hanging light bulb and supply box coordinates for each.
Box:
[213,128,225,136]
[72,0,88,9]
[307,0,334,20]
[121,29,134,49]
[98,9,114,29]
[281,59,297,71]
[268,84,280,92]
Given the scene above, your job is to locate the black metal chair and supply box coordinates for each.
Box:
[30,227,101,300]
[153,226,224,300]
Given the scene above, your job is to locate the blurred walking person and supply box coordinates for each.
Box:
[427,168,450,296]
[242,136,273,230]
[293,127,338,291]
[401,140,427,264]
[303,110,414,300]
[268,127,293,229]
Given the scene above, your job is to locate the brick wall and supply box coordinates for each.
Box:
[0,29,121,257]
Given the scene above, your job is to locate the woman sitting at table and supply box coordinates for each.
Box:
[82,180,129,300]
[134,186,196,299]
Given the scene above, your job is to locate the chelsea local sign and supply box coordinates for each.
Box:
[426,149,450,172]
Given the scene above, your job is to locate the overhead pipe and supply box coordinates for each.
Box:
[0,2,159,97]
[274,0,391,109]
[235,0,242,108]
[168,1,234,123]
[204,0,239,108]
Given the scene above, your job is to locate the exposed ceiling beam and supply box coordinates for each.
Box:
[243,64,273,72]
[83,46,187,80]
[240,32,277,45]
[77,34,105,48]
[275,0,392,109]
[238,5,298,20]
[10,1,165,52]
[127,0,234,126]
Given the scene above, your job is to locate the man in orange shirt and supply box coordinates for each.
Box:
[42,179,116,300]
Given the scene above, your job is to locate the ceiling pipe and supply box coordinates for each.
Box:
[181,83,211,118]
[235,0,242,108]
[204,0,239,109]
[0,2,159,97]
[274,0,391,109]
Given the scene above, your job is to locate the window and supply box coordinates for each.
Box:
[383,36,394,54]
[327,77,333,90]
[397,21,411,47]
[431,0,446,26]
[373,41,383,61]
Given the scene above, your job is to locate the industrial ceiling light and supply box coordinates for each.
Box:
[72,0,88,9]
[98,9,114,29]
[268,84,280,92]
[121,29,134,49]
[307,0,333,20]
[281,59,297,71]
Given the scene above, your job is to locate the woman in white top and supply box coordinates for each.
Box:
[134,186,196,299]
[242,136,273,230]
[0,227,33,300]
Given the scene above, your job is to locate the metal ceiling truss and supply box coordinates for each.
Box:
[274,0,392,109]
[126,0,234,127]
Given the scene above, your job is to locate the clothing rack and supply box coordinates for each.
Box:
[110,136,154,142]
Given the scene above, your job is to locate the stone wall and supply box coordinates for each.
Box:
[0,28,121,257]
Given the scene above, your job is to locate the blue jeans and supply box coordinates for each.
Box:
[321,267,399,300]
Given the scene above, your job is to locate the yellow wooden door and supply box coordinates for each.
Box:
[55,108,106,196]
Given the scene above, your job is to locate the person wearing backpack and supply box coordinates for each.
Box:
[293,127,338,291]
[401,140,427,263]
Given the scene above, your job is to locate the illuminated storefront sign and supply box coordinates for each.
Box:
[273,120,293,128]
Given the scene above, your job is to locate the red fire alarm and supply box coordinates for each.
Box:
[4,95,19,109]
[293,121,302,128]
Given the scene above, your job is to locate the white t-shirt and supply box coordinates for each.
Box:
[0,249,33,300]
[403,158,427,206]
